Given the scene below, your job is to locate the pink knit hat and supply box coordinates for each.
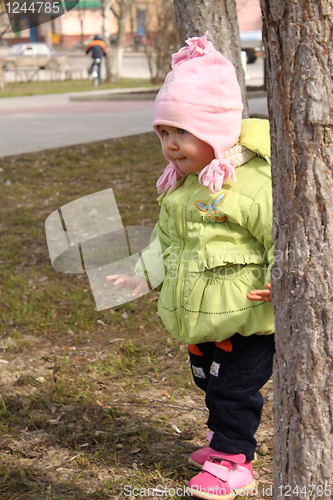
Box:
[153,32,243,194]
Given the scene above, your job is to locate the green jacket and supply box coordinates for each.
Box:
[138,119,274,344]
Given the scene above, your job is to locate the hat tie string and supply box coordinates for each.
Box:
[156,162,186,194]
[198,159,237,194]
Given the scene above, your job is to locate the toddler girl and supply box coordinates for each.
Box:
[108,32,274,500]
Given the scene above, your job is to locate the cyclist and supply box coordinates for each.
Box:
[86,35,107,84]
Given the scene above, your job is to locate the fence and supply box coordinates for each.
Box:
[4,66,87,83]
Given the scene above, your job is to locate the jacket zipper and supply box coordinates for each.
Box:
[175,181,198,340]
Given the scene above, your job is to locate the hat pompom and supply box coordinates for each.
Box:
[198,159,237,194]
[171,31,213,68]
[156,162,186,194]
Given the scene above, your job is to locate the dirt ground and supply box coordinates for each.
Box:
[0,327,274,499]
[0,133,274,499]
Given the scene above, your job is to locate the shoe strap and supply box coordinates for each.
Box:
[202,461,230,481]
[207,431,214,443]
[208,451,246,464]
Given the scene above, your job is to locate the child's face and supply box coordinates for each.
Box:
[158,125,215,174]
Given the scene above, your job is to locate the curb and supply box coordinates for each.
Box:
[70,87,159,102]
[69,86,266,102]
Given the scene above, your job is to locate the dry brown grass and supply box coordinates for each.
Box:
[0,134,274,499]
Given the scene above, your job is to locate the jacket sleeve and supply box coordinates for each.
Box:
[134,221,169,289]
[246,179,274,284]
[134,203,171,289]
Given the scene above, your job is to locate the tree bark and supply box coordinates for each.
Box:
[102,0,114,82]
[145,0,180,84]
[0,9,10,91]
[260,1,333,497]
[112,0,135,81]
[113,13,126,80]
[173,0,249,118]
[0,53,4,91]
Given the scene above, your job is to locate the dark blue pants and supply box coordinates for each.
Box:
[189,333,275,461]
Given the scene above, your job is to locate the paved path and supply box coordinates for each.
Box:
[0,89,155,157]
[0,82,268,159]
[0,52,268,158]
[0,89,267,158]
[2,52,265,84]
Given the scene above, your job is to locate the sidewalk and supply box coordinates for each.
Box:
[0,87,267,158]
[0,88,156,157]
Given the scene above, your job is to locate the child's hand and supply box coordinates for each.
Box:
[246,282,272,302]
[106,274,148,298]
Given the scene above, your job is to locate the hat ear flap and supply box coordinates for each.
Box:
[198,159,237,194]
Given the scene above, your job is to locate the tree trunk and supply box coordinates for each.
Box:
[113,14,127,80]
[145,0,180,84]
[112,0,134,81]
[173,0,249,118]
[260,1,333,497]
[79,16,84,47]
[0,5,11,90]
[0,54,4,91]
[102,0,114,82]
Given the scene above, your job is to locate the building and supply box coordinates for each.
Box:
[2,0,261,48]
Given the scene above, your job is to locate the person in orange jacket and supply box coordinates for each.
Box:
[86,35,107,84]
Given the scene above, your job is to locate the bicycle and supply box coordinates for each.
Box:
[90,57,101,86]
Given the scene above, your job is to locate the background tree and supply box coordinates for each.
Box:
[102,0,114,82]
[260,0,333,497]
[0,0,10,91]
[145,0,180,84]
[173,0,249,118]
[77,0,88,48]
[111,0,135,80]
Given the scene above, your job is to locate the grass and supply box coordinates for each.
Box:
[0,77,159,98]
[0,134,274,499]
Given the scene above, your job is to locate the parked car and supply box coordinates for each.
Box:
[1,43,67,71]
[240,30,263,64]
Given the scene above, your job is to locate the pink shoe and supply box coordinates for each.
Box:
[187,452,257,500]
[189,446,215,469]
[189,432,214,469]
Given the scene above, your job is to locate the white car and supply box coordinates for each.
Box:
[1,42,67,71]
[240,30,263,64]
